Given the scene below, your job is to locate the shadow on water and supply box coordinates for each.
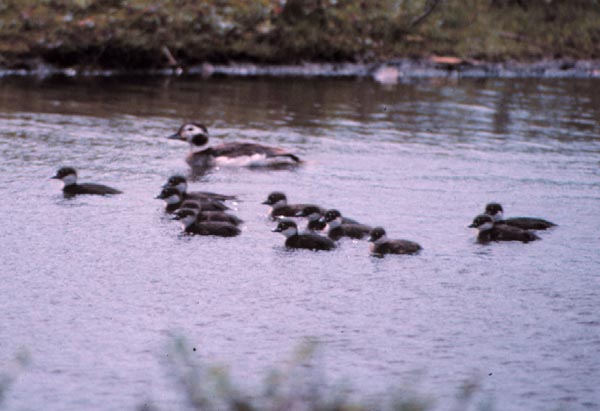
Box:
[1,75,599,144]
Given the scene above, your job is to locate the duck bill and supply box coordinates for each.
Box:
[295,211,305,217]
[50,175,59,179]
[167,133,184,140]
[272,227,282,232]
[468,223,477,228]
[262,200,272,205]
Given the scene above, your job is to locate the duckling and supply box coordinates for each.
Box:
[163,175,237,202]
[484,203,556,230]
[295,205,360,231]
[172,206,243,226]
[368,227,422,256]
[155,187,229,213]
[319,209,372,241]
[176,209,241,237]
[272,219,335,251]
[262,191,325,220]
[469,214,540,244]
[51,167,121,197]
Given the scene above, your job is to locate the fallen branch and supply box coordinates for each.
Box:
[409,0,442,28]
[161,45,178,67]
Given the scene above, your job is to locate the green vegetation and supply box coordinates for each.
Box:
[0,351,29,408]
[0,1,599,69]
[139,337,486,411]
[0,338,487,411]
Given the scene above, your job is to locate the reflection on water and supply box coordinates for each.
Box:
[0,76,599,411]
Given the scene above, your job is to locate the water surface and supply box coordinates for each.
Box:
[1,76,599,411]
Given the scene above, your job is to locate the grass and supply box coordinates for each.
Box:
[136,336,488,411]
[0,351,30,408]
[0,0,599,70]
[1,337,488,411]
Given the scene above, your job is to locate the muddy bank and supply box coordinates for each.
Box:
[2,59,600,81]
[1,0,599,79]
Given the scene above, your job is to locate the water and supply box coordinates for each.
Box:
[0,76,599,411]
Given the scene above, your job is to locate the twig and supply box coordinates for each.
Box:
[161,45,178,67]
[409,0,442,28]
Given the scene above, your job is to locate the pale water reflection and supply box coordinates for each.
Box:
[0,76,599,411]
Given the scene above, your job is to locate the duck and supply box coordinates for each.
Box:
[51,167,122,197]
[168,123,302,169]
[319,209,372,241]
[272,219,336,251]
[484,203,556,230]
[262,191,325,220]
[163,175,237,202]
[469,214,540,244]
[295,205,327,231]
[368,227,422,256]
[295,205,360,231]
[171,206,243,226]
[155,187,229,213]
[175,208,241,237]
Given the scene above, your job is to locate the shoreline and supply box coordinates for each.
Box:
[2,58,600,81]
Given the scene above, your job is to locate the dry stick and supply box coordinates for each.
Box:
[162,45,178,67]
[409,0,443,28]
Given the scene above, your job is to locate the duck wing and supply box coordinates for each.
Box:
[387,240,422,254]
[197,211,243,225]
[288,234,335,251]
[186,190,237,201]
[491,225,540,243]
[181,196,230,211]
[75,183,122,195]
[212,142,301,162]
[341,224,372,239]
[194,222,241,237]
[501,217,556,230]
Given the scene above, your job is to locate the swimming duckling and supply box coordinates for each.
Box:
[262,191,325,220]
[484,203,556,230]
[51,167,121,197]
[176,209,241,237]
[272,219,335,251]
[368,227,422,256]
[469,214,540,244]
[163,175,237,202]
[295,205,327,231]
[172,206,243,226]
[295,205,360,231]
[319,209,372,241]
[155,187,229,213]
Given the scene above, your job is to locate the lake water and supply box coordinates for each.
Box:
[0,76,599,411]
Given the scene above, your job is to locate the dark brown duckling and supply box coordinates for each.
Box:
[51,167,121,197]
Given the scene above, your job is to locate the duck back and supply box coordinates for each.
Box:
[286,234,336,251]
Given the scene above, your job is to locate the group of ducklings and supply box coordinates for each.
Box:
[469,203,555,244]
[153,182,421,256]
[51,123,556,256]
[263,191,422,255]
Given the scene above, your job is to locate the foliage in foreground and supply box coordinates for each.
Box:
[0,0,599,70]
[0,351,30,409]
[139,337,488,411]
